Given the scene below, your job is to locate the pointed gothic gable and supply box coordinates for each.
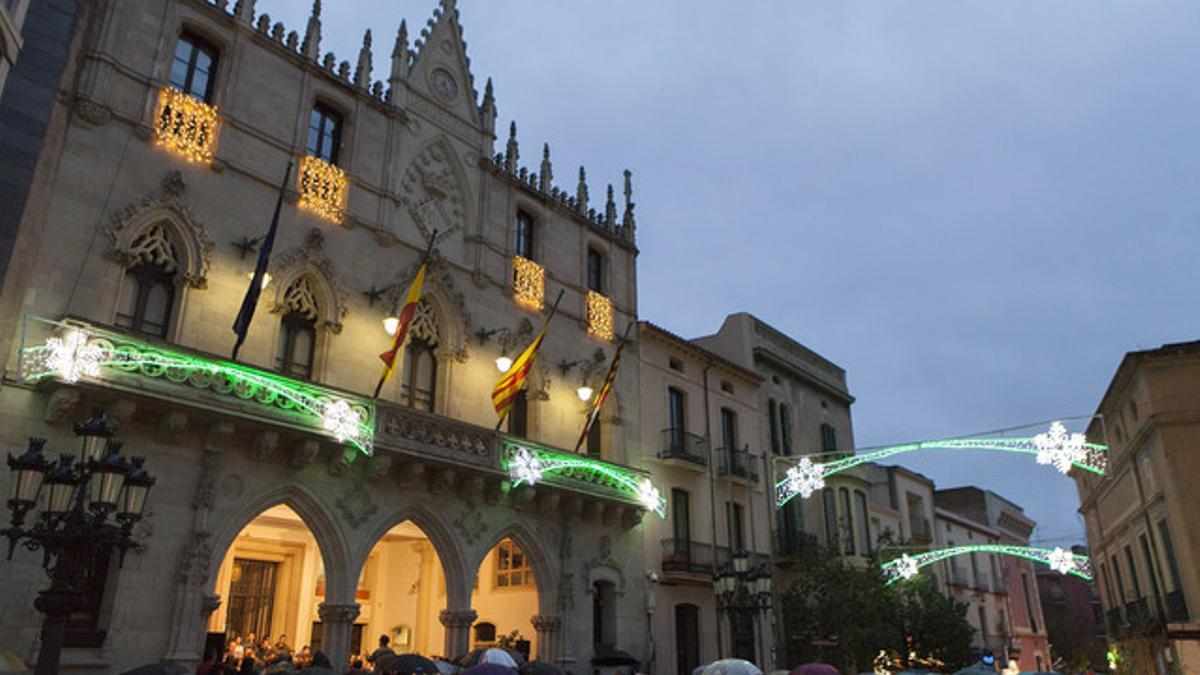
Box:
[407,0,482,130]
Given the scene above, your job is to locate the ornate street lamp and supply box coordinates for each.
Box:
[2,409,155,675]
[714,556,775,664]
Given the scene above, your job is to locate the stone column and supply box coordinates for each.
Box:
[440,609,478,659]
[530,615,562,664]
[318,602,361,670]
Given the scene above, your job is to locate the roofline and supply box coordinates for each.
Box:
[753,346,855,405]
[639,321,764,384]
[1091,339,1200,429]
[934,507,1002,538]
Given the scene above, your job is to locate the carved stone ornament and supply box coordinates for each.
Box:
[583,534,627,592]
[74,96,113,125]
[318,602,361,624]
[384,249,473,362]
[451,507,486,545]
[530,615,562,632]
[270,228,351,333]
[365,454,393,481]
[336,486,377,528]
[176,530,213,585]
[201,593,223,616]
[291,439,321,468]
[43,388,80,423]
[399,138,469,241]
[439,609,478,628]
[106,171,214,288]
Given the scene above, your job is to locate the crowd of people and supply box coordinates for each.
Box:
[194,633,410,675]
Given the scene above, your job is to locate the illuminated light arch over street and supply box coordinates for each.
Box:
[880,545,1093,585]
[503,441,668,518]
[774,420,1108,508]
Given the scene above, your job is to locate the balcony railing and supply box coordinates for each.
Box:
[1106,607,1125,633]
[909,516,933,542]
[512,256,545,310]
[658,429,708,466]
[1125,598,1152,625]
[661,539,772,577]
[717,447,759,482]
[993,577,1008,594]
[154,87,219,163]
[586,291,614,341]
[974,574,991,593]
[775,530,819,558]
[298,154,349,224]
[1166,589,1190,623]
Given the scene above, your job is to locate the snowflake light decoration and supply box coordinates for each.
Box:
[1047,546,1077,575]
[787,456,826,500]
[321,398,362,444]
[896,553,920,580]
[508,446,543,486]
[1033,421,1087,474]
[45,330,105,383]
[636,478,663,513]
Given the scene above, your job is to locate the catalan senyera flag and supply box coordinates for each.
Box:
[491,323,549,423]
[374,263,427,397]
[574,323,632,452]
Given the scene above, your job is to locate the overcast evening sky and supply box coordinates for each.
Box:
[260,1,1200,546]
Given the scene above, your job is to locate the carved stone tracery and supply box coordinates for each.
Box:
[271,228,350,332]
[106,171,214,288]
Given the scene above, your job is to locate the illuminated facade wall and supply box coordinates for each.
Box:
[0,1,648,671]
[1077,340,1200,670]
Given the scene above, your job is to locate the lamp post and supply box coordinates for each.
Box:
[713,552,774,664]
[2,409,154,675]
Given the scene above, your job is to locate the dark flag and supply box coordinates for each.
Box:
[574,322,634,452]
[232,161,293,360]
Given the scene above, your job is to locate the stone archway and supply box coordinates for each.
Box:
[470,520,561,663]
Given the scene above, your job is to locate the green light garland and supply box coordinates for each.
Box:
[881,544,1093,585]
[20,318,375,455]
[502,438,667,518]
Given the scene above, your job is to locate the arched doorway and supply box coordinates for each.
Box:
[353,520,452,661]
[208,504,326,658]
[470,537,540,661]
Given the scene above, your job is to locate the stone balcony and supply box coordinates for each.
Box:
[17,317,659,527]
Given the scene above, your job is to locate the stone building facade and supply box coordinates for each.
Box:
[1077,340,1200,671]
[0,0,653,671]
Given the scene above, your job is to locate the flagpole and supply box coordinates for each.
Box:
[372,230,439,398]
[494,289,565,432]
[231,160,293,360]
[574,321,634,452]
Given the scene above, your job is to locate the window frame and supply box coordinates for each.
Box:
[400,335,438,412]
[276,310,317,379]
[507,389,529,437]
[307,102,344,165]
[839,487,855,555]
[514,210,535,260]
[586,247,604,293]
[493,539,534,590]
[170,31,220,103]
[116,262,176,339]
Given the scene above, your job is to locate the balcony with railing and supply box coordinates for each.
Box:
[1167,590,1190,623]
[717,447,759,483]
[1125,598,1152,625]
[974,574,991,593]
[154,87,220,163]
[512,256,545,311]
[660,539,771,580]
[18,317,664,526]
[298,154,349,224]
[1106,606,1125,633]
[775,530,820,560]
[947,565,970,588]
[658,429,708,468]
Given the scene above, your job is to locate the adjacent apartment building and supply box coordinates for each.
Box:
[1076,340,1200,670]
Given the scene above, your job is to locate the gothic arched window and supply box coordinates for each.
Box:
[401,299,439,412]
[116,223,178,338]
[276,277,319,379]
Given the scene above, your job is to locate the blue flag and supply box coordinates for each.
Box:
[232,161,292,359]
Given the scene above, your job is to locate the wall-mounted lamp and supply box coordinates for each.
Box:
[496,355,514,373]
[246,271,271,290]
[576,385,594,402]
[383,315,401,336]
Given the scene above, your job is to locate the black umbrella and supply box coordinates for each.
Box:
[519,661,564,675]
[377,654,441,675]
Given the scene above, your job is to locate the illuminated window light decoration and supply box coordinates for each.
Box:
[586,291,614,341]
[154,87,219,163]
[775,420,1108,507]
[512,256,545,311]
[298,154,349,224]
[501,439,667,518]
[21,318,374,455]
[880,544,1093,586]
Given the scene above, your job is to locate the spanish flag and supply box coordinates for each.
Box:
[374,263,427,397]
[574,323,631,452]
[492,290,563,424]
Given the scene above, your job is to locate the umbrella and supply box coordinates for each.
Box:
[520,661,564,675]
[701,660,762,675]
[120,665,189,675]
[433,660,460,675]
[458,648,522,668]
[0,651,28,675]
[462,665,518,675]
[952,667,998,674]
[789,666,839,675]
[378,654,441,674]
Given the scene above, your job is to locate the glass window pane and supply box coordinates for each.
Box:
[116,273,140,327]
[169,58,190,91]
[144,282,171,329]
